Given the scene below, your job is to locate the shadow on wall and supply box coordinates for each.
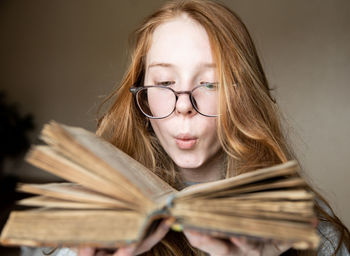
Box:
[0,90,35,255]
[0,90,35,175]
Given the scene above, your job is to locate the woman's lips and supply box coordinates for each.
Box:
[175,135,197,149]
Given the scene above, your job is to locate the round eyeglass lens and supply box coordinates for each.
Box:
[137,87,176,118]
[191,84,218,116]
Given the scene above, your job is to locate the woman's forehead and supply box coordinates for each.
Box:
[145,15,214,72]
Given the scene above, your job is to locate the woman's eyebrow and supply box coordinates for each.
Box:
[147,62,173,70]
[147,62,216,70]
[200,62,216,69]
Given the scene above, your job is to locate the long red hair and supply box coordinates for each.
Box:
[97,1,349,255]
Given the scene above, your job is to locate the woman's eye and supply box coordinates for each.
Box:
[200,82,218,89]
[155,81,175,86]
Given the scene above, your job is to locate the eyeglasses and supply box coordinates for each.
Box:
[130,83,219,119]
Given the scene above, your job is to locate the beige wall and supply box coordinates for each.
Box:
[1,0,349,227]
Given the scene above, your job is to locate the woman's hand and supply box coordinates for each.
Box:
[77,218,173,256]
[184,230,292,256]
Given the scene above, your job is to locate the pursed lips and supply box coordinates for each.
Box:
[175,134,198,149]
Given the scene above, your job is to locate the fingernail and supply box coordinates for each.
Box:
[171,223,183,232]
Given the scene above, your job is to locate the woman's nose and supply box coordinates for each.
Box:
[175,93,196,116]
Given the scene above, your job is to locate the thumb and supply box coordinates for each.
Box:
[78,247,95,256]
[113,246,136,256]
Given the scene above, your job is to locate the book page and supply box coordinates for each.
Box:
[0,209,146,248]
[26,146,141,211]
[42,122,175,204]
[18,183,130,208]
[176,160,300,199]
[18,196,120,209]
[197,177,307,199]
[176,212,319,249]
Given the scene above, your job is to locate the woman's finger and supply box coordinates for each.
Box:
[262,241,292,256]
[113,246,136,256]
[230,236,262,256]
[77,247,95,256]
[230,236,293,256]
[184,230,233,255]
[133,218,173,255]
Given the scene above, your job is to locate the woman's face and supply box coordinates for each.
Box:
[144,15,221,170]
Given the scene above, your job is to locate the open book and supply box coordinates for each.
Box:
[0,121,319,250]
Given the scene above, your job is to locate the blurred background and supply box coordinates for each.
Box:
[0,0,349,253]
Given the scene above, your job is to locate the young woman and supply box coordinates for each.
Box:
[73,0,350,255]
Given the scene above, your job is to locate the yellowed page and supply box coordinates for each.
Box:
[18,196,123,209]
[0,209,145,248]
[42,122,175,204]
[177,211,319,250]
[18,183,129,208]
[176,160,300,199]
[26,146,140,210]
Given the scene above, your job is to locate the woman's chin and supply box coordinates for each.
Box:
[173,157,203,169]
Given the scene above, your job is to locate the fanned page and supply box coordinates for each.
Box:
[171,161,320,249]
[18,196,119,209]
[173,212,318,249]
[176,160,300,199]
[26,146,141,210]
[17,183,130,209]
[0,122,320,250]
[40,121,176,210]
[0,121,177,248]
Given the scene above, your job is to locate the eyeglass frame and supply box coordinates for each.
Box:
[129,83,219,119]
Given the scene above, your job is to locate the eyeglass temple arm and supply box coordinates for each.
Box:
[129,87,139,94]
